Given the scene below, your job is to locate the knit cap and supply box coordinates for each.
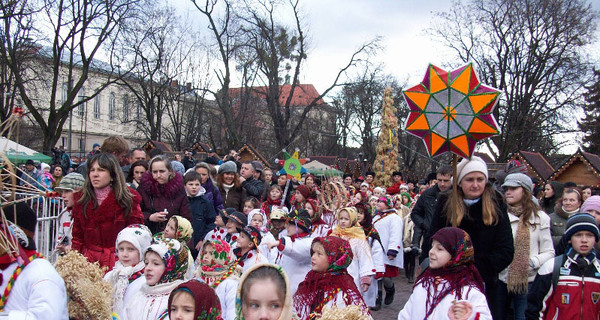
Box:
[456,156,488,183]
[581,196,600,214]
[115,224,153,257]
[295,184,311,199]
[564,213,600,242]
[218,161,237,174]
[502,173,533,193]
[55,173,85,192]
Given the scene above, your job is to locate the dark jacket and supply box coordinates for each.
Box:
[219,184,246,212]
[181,156,196,171]
[411,184,442,250]
[202,179,224,213]
[242,177,264,199]
[137,171,192,234]
[422,188,514,285]
[188,190,216,245]
[540,181,565,215]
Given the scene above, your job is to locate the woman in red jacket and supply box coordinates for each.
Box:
[137,155,192,234]
[71,153,144,270]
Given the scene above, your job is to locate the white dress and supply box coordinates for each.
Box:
[274,235,313,295]
[124,280,184,320]
[345,237,375,295]
[0,258,68,319]
[214,277,238,320]
[363,236,385,306]
[239,249,269,273]
[373,211,404,268]
[398,280,491,320]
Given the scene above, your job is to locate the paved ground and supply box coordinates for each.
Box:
[371,275,413,319]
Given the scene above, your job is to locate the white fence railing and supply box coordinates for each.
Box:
[12,192,64,259]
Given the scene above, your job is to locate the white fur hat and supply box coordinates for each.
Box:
[115,224,153,256]
[456,156,488,183]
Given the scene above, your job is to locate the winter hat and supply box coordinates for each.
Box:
[251,161,264,173]
[286,209,312,233]
[564,213,600,242]
[40,162,50,172]
[582,196,600,214]
[55,173,85,192]
[247,209,268,233]
[311,236,353,272]
[378,195,393,208]
[25,159,35,166]
[360,182,370,188]
[3,202,37,250]
[305,198,321,222]
[456,156,488,184]
[399,184,409,191]
[168,280,222,320]
[431,227,475,268]
[228,210,247,227]
[171,161,185,176]
[218,161,237,174]
[237,225,262,249]
[93,143,100,148]
[115,224,152,257]
[145,238,189,284]
[295,184,311,199]
[502,173,533,193]
[505,159,528,175]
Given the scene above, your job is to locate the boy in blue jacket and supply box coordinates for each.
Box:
[184,171,216,259]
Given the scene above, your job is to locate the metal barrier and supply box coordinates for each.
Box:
[11,192,64,258]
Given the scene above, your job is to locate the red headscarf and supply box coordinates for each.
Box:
[293,236,368,320]
[168,279,223,320]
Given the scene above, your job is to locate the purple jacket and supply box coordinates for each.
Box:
[202,178,224,213]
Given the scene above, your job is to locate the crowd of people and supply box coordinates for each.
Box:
[5,135,600,319]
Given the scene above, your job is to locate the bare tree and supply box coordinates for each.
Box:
[0,0,138,153]
[237,0,380,152]
[430,0,598,161]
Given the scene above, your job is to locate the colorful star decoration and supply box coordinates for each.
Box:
[403,63,501,158]
[277,149,307,180]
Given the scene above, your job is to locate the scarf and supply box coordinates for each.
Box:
[107,261,146,314]
[506,205,531,294]
[559,206,580,219]
[168,280,223,320]
[293,236,368,320]
[415,227,484,319]
[331,207,366,240]
[198,240,241,288]
[357,204,383,247]
[94,185,111,205]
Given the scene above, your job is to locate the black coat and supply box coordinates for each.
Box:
[242,177,264,199]
[188,193,216,245]
[411,184,442,250]
[421,188,514,285]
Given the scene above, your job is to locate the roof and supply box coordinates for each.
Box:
[228,84,325,107]
[514,151,555,180]
[238,144,271,169]
[548,149,600,181]
[307,155,338,167]
[473,152,495,164]
[143,140,172,152]
[190,141,212,153]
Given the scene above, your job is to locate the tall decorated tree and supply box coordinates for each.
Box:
[373,87,399,187]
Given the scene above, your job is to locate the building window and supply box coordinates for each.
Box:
[79,138,85,153]
[136,102,142,120]
[61,82,68,104]
[94,95,100,119]
[122,95,129,122]
[109,92,115,121]
[77,88,85,116]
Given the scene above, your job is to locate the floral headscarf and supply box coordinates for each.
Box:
[168,280,223,320]
[377,195,393,209]
[294,236,368,319]
[198,240,241,287]
[236,263,293,320]
[331,207,366,240]
[165,215,193,243]
[145,238,188,285]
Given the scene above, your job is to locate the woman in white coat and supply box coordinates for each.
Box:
[497,173,554,320]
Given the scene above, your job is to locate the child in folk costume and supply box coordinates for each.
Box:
[261,185,284,218]
[372,195,403,305]
[356,203,386,310]
[204,209,229,242]
[247,209,276,261]
[267,209,314,295]
[224,210,246,250]
[330,207,375,298]
[268,208,289,240]
[305,198,331,238]
[168,279,223,320]
[0,221,68,318]
[54,173,85,254]
[236,263,295,320]
[398,227,491,320]
[195,240,241,320]
[104,224,153,318]
[155,215,195,280]
[294,236,370,320]
[235,225,268,272]
[124,238,189,320]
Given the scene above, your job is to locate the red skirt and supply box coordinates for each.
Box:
[383,264,400,278]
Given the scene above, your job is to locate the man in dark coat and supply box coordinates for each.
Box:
[181,149,197,171]
[239,161,264,198]
[411,165,452,262]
